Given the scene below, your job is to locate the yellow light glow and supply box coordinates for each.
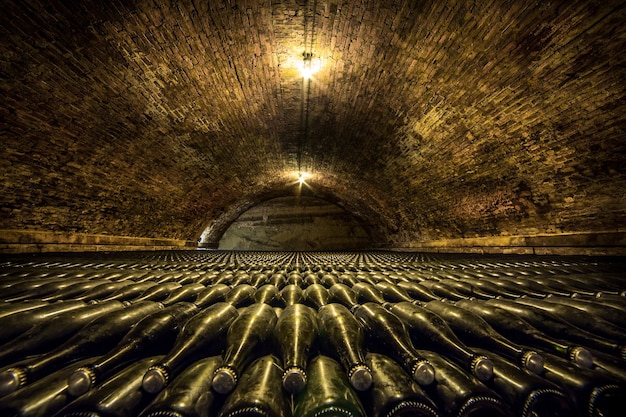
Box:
[298,174,306,184]
[299,59,322,79]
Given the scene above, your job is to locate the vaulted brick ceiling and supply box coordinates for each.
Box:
[2,0,625,247]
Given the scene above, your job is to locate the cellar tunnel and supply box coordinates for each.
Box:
[0,1,625,416]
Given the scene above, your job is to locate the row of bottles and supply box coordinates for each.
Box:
[0,250,623,416]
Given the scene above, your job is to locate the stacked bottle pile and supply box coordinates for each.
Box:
[0,250,623,417]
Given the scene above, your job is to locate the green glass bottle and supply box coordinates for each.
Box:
[280,284,303,306]
[292,355,367,417]
[328,283,360,311]
[159,283,206,306]
[303,284,331,309]
[193,284,231,309]
[217,355,290,417]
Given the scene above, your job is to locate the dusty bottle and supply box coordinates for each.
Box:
[254,284,282,306]
[280,284,303,306]
[292,355,367,417]
[0,356,98,417]
[485,298,625,360]
[419,350,510,417]
[212,303,279,394]
[387,301,493,381]
[455,299,594,368]
[545,296,626,328]
[363,353,440,417]
[74,282,129,302]
[273,304,319,393]
[225,284,258,307]
[217,355,290,417]
[0,301,162,397]
[0,300,125,366]
[303,284,330,309]
[193,284,231,308]
[160,283,206,306]
[142,302,238,394]
[329,283,360,311]
[353,303,435,386]
[0,300,49,319]
[541,352,623,417]
[39,280,106,302]
[94,281,158,302]
[374,282,415,303]
[419,281,468,301]
[67,302,199,396]
[0,300,86,344]
[396,281,439,302]
[472,347,578,417]
[55,356,163,417]
[317,303,372,391]
[424,300,544,374]
[5,279,86,302]
[352,282,387,304]
[129,282,183,303]
[139,356,223,417]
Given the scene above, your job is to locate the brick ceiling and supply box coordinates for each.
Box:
[1,0,625,246]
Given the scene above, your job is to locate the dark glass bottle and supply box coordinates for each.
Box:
[0,301,162,397]
[67,302,199,396]
[353,303,435,386]
[0,300,48,319]
[374,282,414,303]
[541,352,623,417]
[329,283,360,311]
[40,280,107,302]
[424,300,544,374]
[460,277,523,299]
[159,283,206,306]
[485,298,625,360]
[94,282,158,302]
[280,284,303,306]
[387,301,493,381]
[212,303,279,394]
[74,282,129,302]
[352,282,386,304]
[317,303,372,391]
[292,355,367,417]
[455,299,594,368]
[0,300,86,344]
[0,300,125,366]
[472,347,578,417]
[363,353,440,417]
[396,282,439,302]
[225,284,257,307]
[545,296,626,328]
[419,350,510,417]
[5,279,83,302]
[142,302,238,394]
[419,281,468,301]
[273,304,319,393]
[130,282,183,303]
[254,284,282,306]
[139,356,223,417]
[217,355,290,417]
[0,356,98,417]
[303,284,330,309]
[193,284,231,309]
[54,356,163,417]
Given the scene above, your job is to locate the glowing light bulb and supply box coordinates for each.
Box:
[298,174,305,184]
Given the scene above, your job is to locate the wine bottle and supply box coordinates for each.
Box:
[194,284,231,308]
[217,355,290,417]
[485,298,625,360]
[317,303,372,391]
[40,280,106,302]
[142,302,238,393]
[54,356,163,417]
[363,353,440,417]
[273,304,319,393]
[424,300,544,374]
[0,300,86,344]
[419,350,510,417]
[160,283,206,306]
[0,301,163,397]
[455,299,595,368]
[280,284,303,306]
[328,283,360,311]
[212,303,279,394]
[5,279,87,302]
[374,282,414,303]
[353,303,435,386]
[0,356,98,417]
[352,282,386,304]
[419,281,468,301]
[139,356,223,417]
[292,355,366,417]
[254,284,282,306]
[545,296,626,328]
[129,282,182,303]
[67,302,198,396]
[387,301,493,381]
[268,273,286,289]
[396,281,439,302]
[303,284,330,309]
[0,300,48,319]
[74,282,129,302]
[0,300,125,366]
[225,284,257,307]
[94,281,158,302]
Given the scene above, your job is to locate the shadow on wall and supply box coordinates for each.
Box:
[218,196,373,251]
